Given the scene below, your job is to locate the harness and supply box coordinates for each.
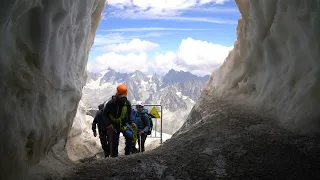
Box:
[104,100,128,131]
[109,103,127,124]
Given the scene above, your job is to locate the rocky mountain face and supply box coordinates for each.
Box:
[82,68,209,134]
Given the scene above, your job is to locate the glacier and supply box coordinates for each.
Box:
[1,0,320,179]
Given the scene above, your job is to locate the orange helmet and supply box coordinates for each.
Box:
[116,84,128,96]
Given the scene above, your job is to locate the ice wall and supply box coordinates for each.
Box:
[0,0,106,179]
[205,0,320,133]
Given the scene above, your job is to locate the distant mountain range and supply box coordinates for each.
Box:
[82,68,209,134]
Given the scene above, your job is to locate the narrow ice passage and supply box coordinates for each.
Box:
[0,0,320,179]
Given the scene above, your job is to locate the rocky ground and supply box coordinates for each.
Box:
[52,98,320,180]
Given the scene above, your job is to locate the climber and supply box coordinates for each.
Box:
[92,104,110,158]
[102,84,135,157]
[131,101,150,153]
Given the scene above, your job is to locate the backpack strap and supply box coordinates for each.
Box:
[101,101,107,120]
[103,101,107,110]
[141,112,151,127]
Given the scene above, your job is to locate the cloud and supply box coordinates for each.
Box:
[87,52,149,73]
[105,0,237,24]
[93,33,128,46]
[104,27,214,32]
[107,11,237,24]
[92,33,163,47]
[141,16,237,24]
[150,37,233,76]
[100,39,159,53]
[107,0,231,11]
[88,37,233,76]
[187,7,239,13]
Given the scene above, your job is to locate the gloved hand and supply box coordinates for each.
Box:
[107,124,113,129]
[93,131,97,137]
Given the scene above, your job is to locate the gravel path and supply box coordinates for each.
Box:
[60,98,320,180]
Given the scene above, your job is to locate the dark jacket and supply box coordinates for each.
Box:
[102,97,133,130]
[92,110,107,135]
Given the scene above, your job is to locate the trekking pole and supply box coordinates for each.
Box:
[139,133,142,153]
[108,127,113,157]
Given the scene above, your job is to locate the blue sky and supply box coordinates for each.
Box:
[88,0,240,76]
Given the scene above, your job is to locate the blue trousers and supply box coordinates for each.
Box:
[108,128,133,157]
